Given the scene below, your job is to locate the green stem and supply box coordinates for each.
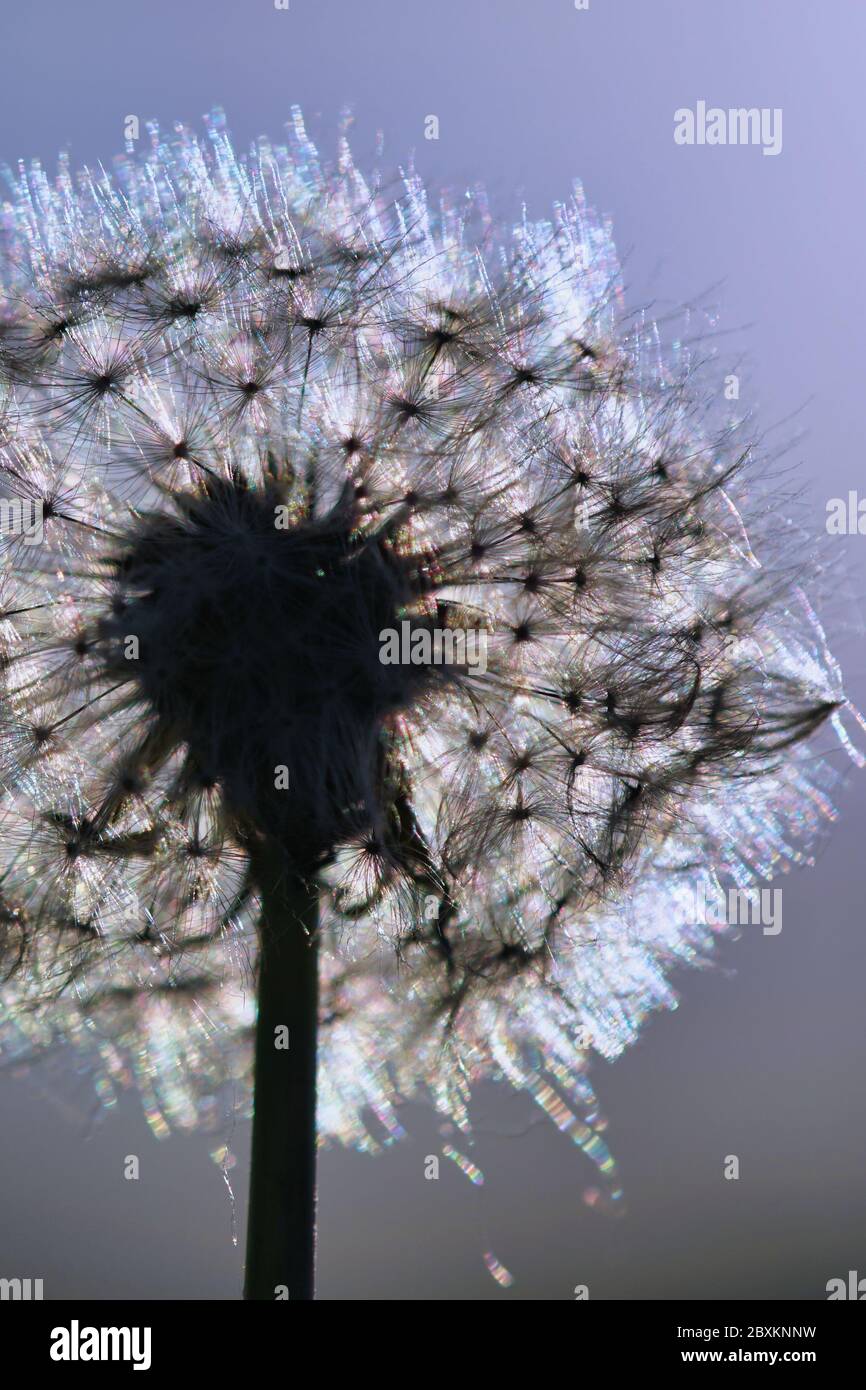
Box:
[244,843,319,1301]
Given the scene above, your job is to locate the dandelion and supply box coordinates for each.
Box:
[0,108,859,1299]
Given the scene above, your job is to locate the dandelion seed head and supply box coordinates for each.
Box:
[0,109,856,1172]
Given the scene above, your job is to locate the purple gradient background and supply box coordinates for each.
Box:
[1,0,864,1300]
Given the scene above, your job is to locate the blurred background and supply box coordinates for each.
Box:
[1,0,864,1299]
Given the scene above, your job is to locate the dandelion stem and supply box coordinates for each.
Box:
[244,843,319,1302]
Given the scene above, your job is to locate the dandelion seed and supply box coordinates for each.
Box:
[483,1251,514,1288]
[442,1143,484,1186]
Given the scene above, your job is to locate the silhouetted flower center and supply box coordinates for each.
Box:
[99,477,422,862]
